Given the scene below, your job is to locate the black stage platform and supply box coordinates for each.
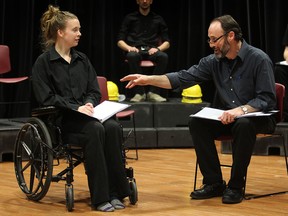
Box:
[0,118,27,162]
[0,98,287,162]
[119,98,209,149]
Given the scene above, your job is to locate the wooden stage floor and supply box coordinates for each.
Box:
[0,147,288,216]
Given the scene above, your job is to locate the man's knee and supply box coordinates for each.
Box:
[188,117,201,132]
[232,118,255,135]
[234,118,252,128]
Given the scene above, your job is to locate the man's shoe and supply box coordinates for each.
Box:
[147,92,167,102]
[222,188,243,204]
[190,181,226,199]
[130,94,146,102]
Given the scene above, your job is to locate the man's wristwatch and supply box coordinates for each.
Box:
[240,105,248,114]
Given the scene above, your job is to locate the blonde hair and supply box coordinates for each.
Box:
[40,5,78,51]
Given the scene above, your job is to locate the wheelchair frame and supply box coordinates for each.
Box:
[14,106,138,212]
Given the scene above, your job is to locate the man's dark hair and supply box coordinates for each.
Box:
[212,15,243,41]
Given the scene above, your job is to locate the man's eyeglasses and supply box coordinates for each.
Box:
[207,32,228,44]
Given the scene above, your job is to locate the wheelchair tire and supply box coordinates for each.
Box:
[14,117,54,201]
[129,178,138,205]
[65,184,74,212]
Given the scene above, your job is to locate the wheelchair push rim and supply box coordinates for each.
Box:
[14,117,54,201]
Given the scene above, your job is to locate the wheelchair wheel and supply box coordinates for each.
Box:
[14,117,54,201]
[65,184,74,212]
[129,178,138,205]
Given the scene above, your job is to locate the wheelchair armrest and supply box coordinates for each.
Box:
[31,106,60,117]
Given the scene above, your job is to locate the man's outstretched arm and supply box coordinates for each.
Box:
[120,74,172,89]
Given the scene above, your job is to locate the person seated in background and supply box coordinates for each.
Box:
[274,24,288,121]
[117,0,170,102]
[32,5,131,212]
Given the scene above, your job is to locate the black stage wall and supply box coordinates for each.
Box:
[0,0,288,117]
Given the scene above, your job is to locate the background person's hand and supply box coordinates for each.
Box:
[128,46,139,52]
[148,47,159,55]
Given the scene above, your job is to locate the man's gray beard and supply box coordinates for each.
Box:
[214,41,230,60]
[214,51,226,60]
[214,53,222,60]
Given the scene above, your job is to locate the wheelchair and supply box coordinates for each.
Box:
[13,106,138,212]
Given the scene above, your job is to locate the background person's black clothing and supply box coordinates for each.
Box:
[118,11,170,48]
[118,10,170,96]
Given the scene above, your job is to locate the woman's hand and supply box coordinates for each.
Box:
[78,103,94,116]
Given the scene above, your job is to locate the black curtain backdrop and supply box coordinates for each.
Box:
[0,0,287,117]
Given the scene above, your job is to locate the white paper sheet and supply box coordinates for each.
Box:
[190,107,277,121]
[92,100,131,123]
[277,60,288,66]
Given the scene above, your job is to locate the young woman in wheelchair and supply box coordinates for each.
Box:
[31,5,131,212]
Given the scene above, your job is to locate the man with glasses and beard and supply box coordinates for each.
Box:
[120,15,276,204]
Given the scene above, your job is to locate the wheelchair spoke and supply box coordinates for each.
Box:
[20,159,32,173]
[29,164,36,192]
[22,141,32,156]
